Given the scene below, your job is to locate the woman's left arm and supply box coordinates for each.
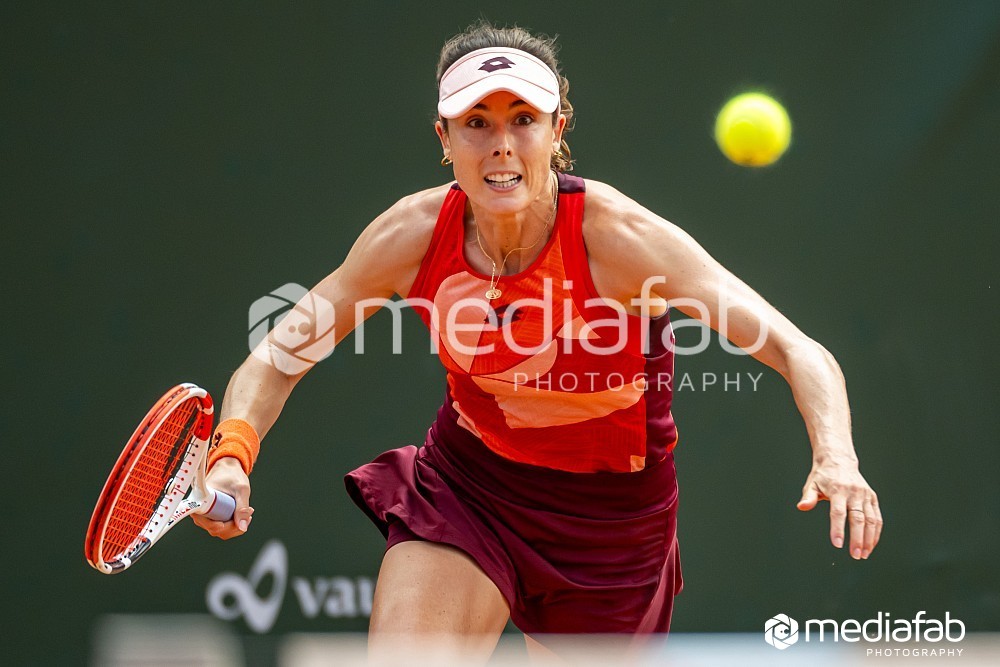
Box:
[588,184,883,559]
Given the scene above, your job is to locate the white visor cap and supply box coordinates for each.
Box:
[438,47,560,119]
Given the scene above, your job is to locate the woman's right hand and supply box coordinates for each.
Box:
[192,457,254,539]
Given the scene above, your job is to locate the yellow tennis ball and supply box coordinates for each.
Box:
[715,92,792,167]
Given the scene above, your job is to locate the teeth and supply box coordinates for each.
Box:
[485,173,521,188]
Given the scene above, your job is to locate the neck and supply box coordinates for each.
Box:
[468,173,558,275]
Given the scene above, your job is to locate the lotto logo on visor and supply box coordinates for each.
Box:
[479,56,515,72]
[438,47,560,119]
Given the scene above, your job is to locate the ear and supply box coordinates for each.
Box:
[435,120,451,156]
[551,113,568,153]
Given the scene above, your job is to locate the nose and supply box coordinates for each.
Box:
[492,127,513,158]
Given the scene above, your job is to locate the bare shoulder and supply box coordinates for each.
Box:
[583,177,689,239]
[361,183,451,256]
[580,179,705,307]
[582,179,679,254]
[344,183,451,296]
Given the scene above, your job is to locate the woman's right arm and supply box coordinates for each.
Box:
[192,186,447,539]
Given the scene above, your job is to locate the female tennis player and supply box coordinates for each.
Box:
[194,22,882,662]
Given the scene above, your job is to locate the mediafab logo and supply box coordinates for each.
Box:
[764,613,799,649]
[765,611,965,650]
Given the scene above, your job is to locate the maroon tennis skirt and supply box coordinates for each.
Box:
[344,425,682,635]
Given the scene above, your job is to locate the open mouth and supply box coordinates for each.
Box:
[484,172,522,189]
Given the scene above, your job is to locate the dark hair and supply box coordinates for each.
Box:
[436,21,575,172]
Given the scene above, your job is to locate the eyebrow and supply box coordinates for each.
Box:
[471,99,529,111]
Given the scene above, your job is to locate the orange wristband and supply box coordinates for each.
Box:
[207,418,261,475]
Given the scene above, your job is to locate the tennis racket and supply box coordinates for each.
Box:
[85,383,237,574]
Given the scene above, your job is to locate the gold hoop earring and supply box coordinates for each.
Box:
[441,155,452,166]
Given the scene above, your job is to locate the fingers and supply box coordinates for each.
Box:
[232,485,255,535]
[860,498,876,559]
[208,491,255,540]
[802,464,882,560]
[862,494,883,559]
[234,505,255,533]
[228,478,253,531]
[846,499,866,559]
[797,482,819,511]
[194,457,254,540]
[835,492,882,560]
[192,507,254,540]
[829,496,847,550]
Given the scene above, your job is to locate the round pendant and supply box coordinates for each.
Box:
[485,288,502,300]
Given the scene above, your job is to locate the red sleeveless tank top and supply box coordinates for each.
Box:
[407,173,678,473]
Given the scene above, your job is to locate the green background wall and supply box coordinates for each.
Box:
[3,1,998,663]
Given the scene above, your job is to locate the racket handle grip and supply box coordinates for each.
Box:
[204,489,237,522]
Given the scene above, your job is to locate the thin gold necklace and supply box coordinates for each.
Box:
[474,174,558,300]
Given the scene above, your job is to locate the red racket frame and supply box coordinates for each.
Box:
[85,384,215,574]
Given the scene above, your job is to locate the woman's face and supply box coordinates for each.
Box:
[436,90,566,217]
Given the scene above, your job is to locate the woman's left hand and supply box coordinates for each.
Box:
[797,459,883,560]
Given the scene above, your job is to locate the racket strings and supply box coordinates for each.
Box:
[102,400,200,558]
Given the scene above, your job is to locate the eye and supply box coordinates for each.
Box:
[466,117,487,129]
[514,114,535,126]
